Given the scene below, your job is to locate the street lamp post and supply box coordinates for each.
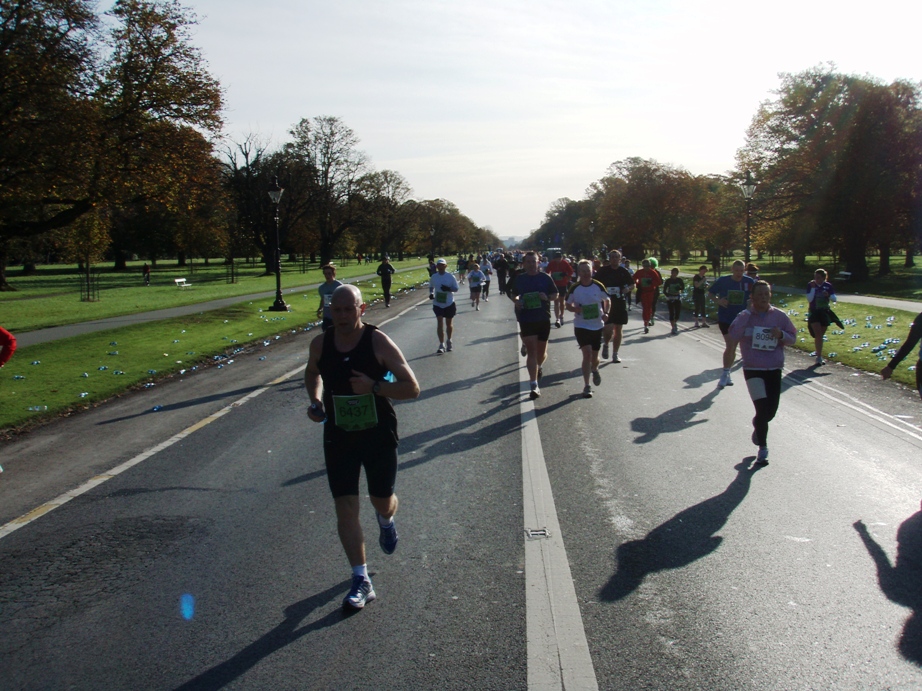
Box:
[589,221,595,256]
[267,176,288,312]
[739,170,757,264]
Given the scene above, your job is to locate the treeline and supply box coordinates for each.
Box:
[0,0,497,289]
[526,65,922,281]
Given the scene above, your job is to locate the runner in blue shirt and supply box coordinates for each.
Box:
[708,259,756,388]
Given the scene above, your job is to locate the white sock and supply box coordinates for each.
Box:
[377,512,394,527]
[723,368,731,375]
[352,564,368,580]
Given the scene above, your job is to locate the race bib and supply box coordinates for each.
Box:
[751,326,777,351]
[581,303,600,320]
[522,292,542,309]
[607,286,621,297]
[435,290,448,304]
[323,293,333,306]
[333,394,378,431]
[552,271,565,281]
[641,277,652,288]
[728,290,745,306]
[816,295,830,309]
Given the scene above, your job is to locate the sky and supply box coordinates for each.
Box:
[184,0,922,239]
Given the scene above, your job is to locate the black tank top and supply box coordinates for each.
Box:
[318,323,397,444]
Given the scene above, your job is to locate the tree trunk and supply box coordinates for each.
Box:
[842,245,870,281]
[878,242,891,276]
[177,251,187,268]
[22,262,37,274]
[905,247,916,268]
[792,248,807,274]
[113,250,128,271]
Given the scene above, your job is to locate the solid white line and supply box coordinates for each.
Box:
[519,353,598,689]
[0,366,305,541]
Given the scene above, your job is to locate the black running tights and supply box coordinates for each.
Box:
[743,369,782,447]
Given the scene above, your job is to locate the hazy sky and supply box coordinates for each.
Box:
[185,0,922,238]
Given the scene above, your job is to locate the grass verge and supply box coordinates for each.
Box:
[0,269,431,434]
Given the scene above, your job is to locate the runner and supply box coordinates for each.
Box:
[0,326,16,368]
[662,268,685,335]
[806,268,843,366]
[566,260,611,398]
[708,260,756,388]
[467,262,486,310]
[545,251,574,328]
[457,254,468,285]
[304,284,420,609]
[375,255,396,307]
[880,311,922,401]
[428,258,460,353]
[745,263,760,281]
[317,264,344,332]
[512,251,558,399]
[481,255,493,302]
[623,258,635,310]
[633,259,662,334]
[595,249,633,362]
[692,265,710,328]
[494,253,510,296]
[648,257,663,324]
[728,280,796,466]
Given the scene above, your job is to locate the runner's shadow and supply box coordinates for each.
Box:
[630,389,719,444]
[783,367,832,387]
[97,386,263,425]
[854,515,922,665]
[599,459,761,602]
[682,369,723,389]
[172,579,351,691]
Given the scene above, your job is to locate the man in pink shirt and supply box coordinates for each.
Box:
[0,326,16,368]
[728,281,796,466]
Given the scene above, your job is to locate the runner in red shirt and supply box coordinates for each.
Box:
[545,252,574,328]
[633,259,663,334]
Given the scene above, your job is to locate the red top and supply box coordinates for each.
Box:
[545,259,574,287]
[0,326,16,367]
[633,268,662,293]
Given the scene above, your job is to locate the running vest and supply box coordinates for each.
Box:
[318,323,397,445]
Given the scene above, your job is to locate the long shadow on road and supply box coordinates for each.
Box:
[854,513,922,666]
[173,579,351,691]
[630,389,719,444]
[97,385,264,425]
[599,459,762,602]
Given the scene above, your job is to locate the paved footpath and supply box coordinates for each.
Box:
[15,267,426,348]
[773,284,922,314]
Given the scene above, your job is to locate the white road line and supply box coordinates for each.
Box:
[0,292,435,542]
[0,366,305,541]
[519,355,598,689]
[679,322,922,443]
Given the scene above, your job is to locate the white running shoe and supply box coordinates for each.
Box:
[612,352,621,363]
[755,447,769,466]
[446,340,453,352]
[718,371,731,388]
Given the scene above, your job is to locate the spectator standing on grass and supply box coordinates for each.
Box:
[0,326,16,368]
[142,263,151,286]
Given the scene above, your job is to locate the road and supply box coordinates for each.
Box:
[2,291,922,690]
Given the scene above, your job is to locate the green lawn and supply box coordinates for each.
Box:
[676,292,919,388]
[1,258,426,332]
[667,253,922,301]
[0,266,432,434]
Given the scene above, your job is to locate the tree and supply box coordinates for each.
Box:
[738,66,922,280]
[0,0,224,286]
[285,116,369,266]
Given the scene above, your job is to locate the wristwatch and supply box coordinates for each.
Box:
[372,381,382,395]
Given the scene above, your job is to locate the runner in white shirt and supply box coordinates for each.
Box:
[566,260,611,398]
[428,258,459,353]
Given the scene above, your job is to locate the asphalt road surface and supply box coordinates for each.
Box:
[2,290,922,690]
